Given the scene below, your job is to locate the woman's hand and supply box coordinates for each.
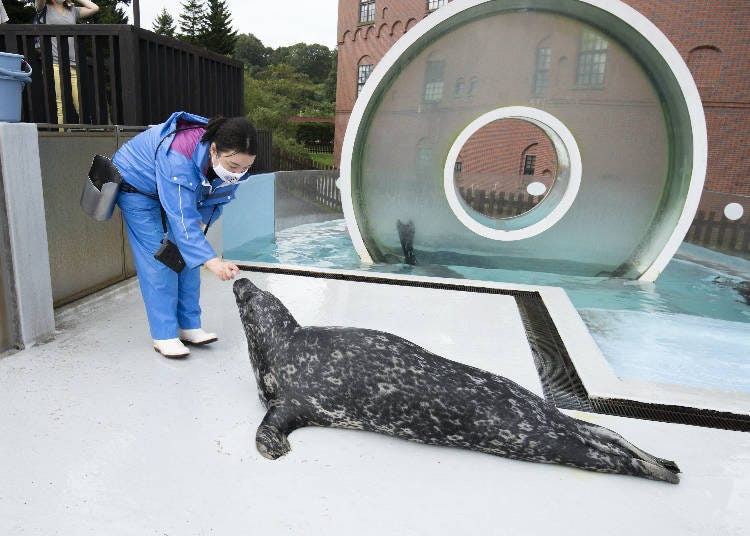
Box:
[76,0,99,18]
[205,257,240,281]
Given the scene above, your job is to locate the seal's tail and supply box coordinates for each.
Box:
[581,420,681,484]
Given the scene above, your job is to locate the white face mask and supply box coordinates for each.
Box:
[211,150,247,184]
[212,161,245,184]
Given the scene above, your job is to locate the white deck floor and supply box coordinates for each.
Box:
[1,269,749,535]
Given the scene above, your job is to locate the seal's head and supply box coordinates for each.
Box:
[233,277,261,302]
[233,278,300,346]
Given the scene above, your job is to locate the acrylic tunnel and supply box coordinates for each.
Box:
[339,0,707,281]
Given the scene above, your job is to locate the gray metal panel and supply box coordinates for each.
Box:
[0,272,11,354]
[0,164,14,354]
[0,123,56,348]
[38,131,125,306]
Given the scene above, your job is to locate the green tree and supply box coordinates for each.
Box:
[179,0,206,45]
[243,41,338,160]
[86,0,131,24]
[323,49,338,102]
[201,0,237,55]
[233,33,272,73]
[269,45,290,66]
[254,64,318,113]
[285,43,334,84]
[152,7,176,37]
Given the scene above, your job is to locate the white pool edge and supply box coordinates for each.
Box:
[231,262,750,418]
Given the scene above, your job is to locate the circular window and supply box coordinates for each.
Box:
[444,106,582,241]
[453,118,558,221]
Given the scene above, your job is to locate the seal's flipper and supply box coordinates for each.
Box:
[255,402,298,460]
[587,421,680,472]
[256,422,291,460]
[397,220,417,265]
[577,420,680,482]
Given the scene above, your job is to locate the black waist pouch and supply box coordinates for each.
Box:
[154,238,186,273]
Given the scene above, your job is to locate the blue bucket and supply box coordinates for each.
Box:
[0,52,33,123]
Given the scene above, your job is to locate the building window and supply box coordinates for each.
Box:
[454,77,465,96]
[423,60,445,103]
[360,0,375,24]
[427,0,446,11]
[468,76,478,96]
[576,29,608,87]
[454,160,463,175]
[523,155,536,176]
[357,64,373,96]
[533,47,551,94]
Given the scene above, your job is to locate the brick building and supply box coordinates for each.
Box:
[334,0,750,198]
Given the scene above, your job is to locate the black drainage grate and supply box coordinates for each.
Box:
[237,265,750,433]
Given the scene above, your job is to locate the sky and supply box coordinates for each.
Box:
[128,0,339,49]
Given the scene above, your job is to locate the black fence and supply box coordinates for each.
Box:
[0,24,244,125]
[460,187,540,219]
[686,210,750,258]
[253,129,273,174]
[305,142,334,154]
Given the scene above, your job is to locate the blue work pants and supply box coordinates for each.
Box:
[117,191,202,340]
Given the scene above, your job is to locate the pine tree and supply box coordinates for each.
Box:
[201,0,237,56]
[152,7,177,37]
[179,0,206,45]
[86,0,130,24]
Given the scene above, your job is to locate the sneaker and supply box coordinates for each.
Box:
[153,338,190,359]
[179,328,219,346]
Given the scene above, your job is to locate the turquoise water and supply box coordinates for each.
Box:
[233,219,750,394]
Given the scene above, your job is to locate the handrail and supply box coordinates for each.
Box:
[0,24,244,126]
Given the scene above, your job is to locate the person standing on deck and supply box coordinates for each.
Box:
[34,0,99,124]
[113,111,257,359]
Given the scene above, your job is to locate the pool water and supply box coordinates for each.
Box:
[232,219,750,394]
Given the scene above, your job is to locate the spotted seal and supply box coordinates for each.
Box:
[233,278,680,484]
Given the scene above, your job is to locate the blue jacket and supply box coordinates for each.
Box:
[113,111,250,269]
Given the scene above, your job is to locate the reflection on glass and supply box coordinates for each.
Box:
[576,29,608,87]
[352,5,692,278]
[534,47,551,95]
[423,60,445,103]
[454,118,557,221]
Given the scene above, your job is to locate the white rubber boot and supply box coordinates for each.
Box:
[179,328,219,346]
[153,338,190,358]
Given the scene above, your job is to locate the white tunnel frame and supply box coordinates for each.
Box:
[340,0,707,281]
[443,106,582,241]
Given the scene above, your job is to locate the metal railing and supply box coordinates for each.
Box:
[0,24,244,125]
[35,124,271,308]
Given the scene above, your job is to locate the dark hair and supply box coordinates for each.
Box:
[201,116,258,156]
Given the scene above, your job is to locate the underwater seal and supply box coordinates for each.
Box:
[233,278,680,484]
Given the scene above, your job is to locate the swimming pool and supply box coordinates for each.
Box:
[229,218,750,394]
